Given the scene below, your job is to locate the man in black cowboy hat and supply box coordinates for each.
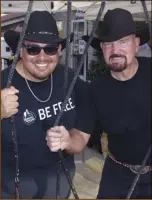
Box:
[1,10,88,199]
[48,8,151,198]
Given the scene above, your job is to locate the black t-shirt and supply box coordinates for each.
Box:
[1,64,88,173]
[77,57,151,165]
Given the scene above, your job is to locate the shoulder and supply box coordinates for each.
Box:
[54,64,75,76]
[137,57,151,68]
[76,77,89,89]
[90,71,110,90]
[1,66,10,76]
[74,78,89,101]
[137,56,151,63]
[137,57,151,75]
[56,64,89,89]
[53,64,76,84]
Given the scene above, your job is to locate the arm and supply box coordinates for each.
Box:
[65,128,90,154]
[46,79,98,154]
[46,126,90,154]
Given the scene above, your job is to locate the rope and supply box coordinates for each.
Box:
[54,1,106,127]
[64,0,72,99]
[4,0,106,199]
[56,1,72,198]
[5,1,34,198]
[6,0,34,88]
[126,1,151,198]
[53,1,106,198]
[140,0,151,42]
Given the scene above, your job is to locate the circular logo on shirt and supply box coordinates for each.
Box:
[23,109,36,125]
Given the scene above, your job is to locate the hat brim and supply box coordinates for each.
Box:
[136,24,150,46]
[82,35,102,52]
[4,30,73,54]
[4,30,20,54]
[82,24,150,51]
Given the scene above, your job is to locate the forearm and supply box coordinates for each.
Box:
[65,128,90,154]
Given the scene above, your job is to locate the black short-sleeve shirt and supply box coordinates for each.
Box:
[1,64,89,172]
[77,57,151,165]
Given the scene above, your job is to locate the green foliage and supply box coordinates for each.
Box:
[87,51,108,81]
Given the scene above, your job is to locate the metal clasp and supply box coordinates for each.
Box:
[129,165,149,174]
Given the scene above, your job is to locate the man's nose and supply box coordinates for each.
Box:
[111,43,119,54]
[38,49,47,59]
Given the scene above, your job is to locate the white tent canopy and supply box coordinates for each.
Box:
[1,1,151,21]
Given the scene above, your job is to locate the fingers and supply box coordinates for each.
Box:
[11,108,18,115]
[46,135,61,152]
[46,126,67,152]
[47,130,62,138]
[48,146,61,152]
[47,126,66,137]
[9,94,19,102]
[8,108,19,117]
[10,86,19,93]
[9,101,19,108]
[1,86,19,119]
[46,140,61,152]
[3,86,19,95]
[50,125,66,133]
[46,136,61,143]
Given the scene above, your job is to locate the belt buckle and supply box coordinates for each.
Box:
[129,165,149,174]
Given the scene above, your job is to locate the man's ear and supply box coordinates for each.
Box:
[100,42,103,49]
[57,44,62,53]
[135,37,140,53]
[20,48,23,58]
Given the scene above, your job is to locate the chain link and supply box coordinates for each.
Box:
[108,152,152,174]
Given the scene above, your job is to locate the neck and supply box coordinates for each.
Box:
[110,59,139,81]
[16,60,48,82]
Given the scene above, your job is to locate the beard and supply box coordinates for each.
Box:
[24,66,55,82]
[107,54,127,72]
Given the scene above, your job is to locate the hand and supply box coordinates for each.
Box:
[46,126,71,152]
[1,86,19,119]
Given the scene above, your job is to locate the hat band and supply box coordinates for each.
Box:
[26,31,59,37]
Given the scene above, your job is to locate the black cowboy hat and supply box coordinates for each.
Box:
[4,10,73,54]
[82,8,150,51]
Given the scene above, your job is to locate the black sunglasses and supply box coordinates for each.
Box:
[22,44,59,56]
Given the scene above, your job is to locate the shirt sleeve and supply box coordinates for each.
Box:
[74,78,99,134]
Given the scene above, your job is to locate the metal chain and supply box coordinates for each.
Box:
[126,1,151,198]
[6,1,34,198]
[24,73,53,102]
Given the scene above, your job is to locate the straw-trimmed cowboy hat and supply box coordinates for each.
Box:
[4,10,73,54]
[82,8,150,51]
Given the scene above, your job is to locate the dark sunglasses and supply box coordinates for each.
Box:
[22,44,59,56]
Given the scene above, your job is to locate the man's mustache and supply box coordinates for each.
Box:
[110,54,126,59]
